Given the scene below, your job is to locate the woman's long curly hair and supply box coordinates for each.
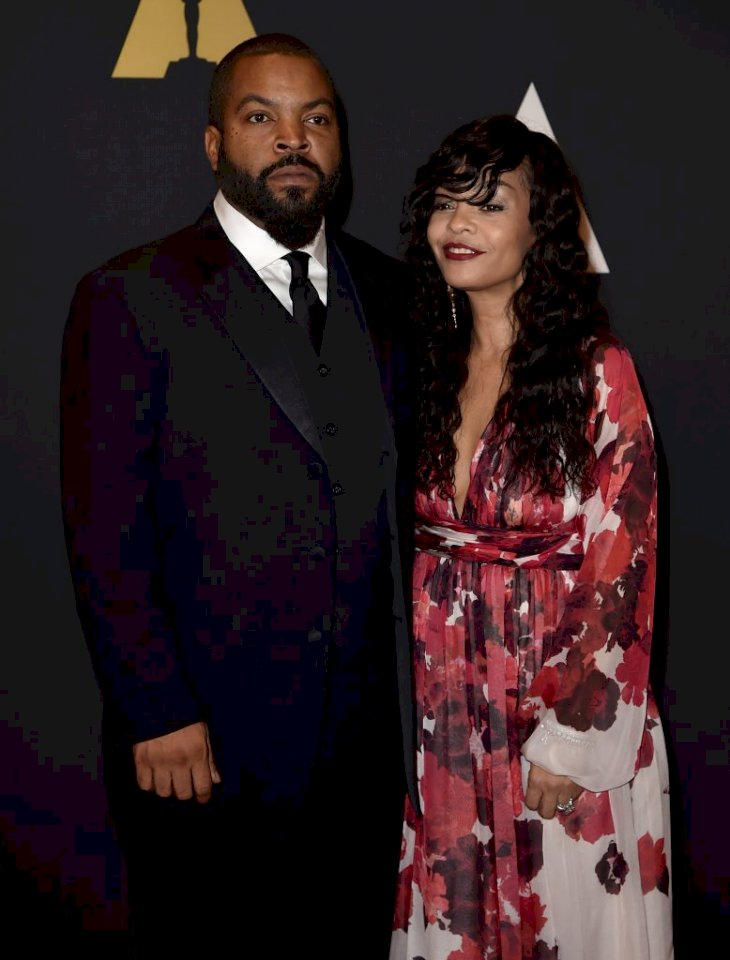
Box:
[406,114,609,499]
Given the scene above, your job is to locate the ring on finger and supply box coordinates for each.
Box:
[556,796,576,815]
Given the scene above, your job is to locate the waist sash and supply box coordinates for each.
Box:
[415,517,583,569]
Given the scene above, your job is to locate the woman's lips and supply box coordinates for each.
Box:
[443,244,483,260]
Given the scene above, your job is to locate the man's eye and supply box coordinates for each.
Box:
[306,115,330,125]
[247,113,269,124]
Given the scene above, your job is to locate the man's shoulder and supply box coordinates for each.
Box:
[78,209,214,286]
[332,230,405,280]
[330,230,412,352]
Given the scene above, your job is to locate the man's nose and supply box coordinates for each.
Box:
[275,118,309,153]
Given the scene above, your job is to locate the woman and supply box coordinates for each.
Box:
[391,116,673,959]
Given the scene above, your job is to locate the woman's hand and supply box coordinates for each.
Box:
[524,762,584,819]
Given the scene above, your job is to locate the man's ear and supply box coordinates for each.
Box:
[204,126,222,172]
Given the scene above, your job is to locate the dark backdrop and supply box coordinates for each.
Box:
[1,1,727,954]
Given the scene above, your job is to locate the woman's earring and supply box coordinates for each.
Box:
[448,285,458,331]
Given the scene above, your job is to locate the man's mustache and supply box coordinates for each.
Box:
[259,154,324,180]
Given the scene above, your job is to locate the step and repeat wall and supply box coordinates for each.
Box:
[1,0,727,947]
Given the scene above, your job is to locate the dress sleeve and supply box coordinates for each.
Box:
[520,341,657,792]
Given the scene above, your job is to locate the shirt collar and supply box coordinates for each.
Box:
[213,190,327,272]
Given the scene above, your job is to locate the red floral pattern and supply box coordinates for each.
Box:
[638,833,670,896]
[391,340,673,959]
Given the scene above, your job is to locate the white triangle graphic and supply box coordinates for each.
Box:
[516,83,609,274]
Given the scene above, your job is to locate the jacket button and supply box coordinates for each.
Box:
[307,461,323,479]
[317,363,331,377]
[324,422,338,436]
[331,482,344,496]
[307,629,322,643]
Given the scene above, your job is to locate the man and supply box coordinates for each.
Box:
[61,33,416,958]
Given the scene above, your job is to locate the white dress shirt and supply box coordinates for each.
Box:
[212,190,328,313]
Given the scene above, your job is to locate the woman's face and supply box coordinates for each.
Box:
[426,166,534,303]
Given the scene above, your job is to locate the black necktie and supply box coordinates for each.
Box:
[283,251,326,354]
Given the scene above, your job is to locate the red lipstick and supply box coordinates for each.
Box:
[443,243,483,260]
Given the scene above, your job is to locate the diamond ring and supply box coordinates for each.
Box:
[556,796,576,815]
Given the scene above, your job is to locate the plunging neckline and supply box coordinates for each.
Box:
[451,425,491,520]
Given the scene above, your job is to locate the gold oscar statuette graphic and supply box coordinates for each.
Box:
[113,0,256,79]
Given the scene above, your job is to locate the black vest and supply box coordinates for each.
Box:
[270,246,401,764]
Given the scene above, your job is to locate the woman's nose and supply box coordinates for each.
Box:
[447,203,474,232]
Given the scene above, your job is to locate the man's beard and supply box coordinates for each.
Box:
[216,144,341,249]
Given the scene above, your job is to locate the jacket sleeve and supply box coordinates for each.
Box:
[520,341,658,792]
[60,269,201,743]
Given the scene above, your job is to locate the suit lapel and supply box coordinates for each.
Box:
[328,237,396,449]
[192,209,324,459]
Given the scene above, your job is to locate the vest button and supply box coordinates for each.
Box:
[307,629,322,643]
[317,363,331,377]
[324,422,338,436]
[309,545,326,561]
[331,482,344,496]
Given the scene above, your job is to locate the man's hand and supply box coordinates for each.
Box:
[133,721,221,803]
[524,762,584,820]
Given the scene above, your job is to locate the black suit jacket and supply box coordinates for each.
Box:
[60,206,417,807]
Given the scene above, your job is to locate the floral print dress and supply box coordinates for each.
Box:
[391,339,673,960]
